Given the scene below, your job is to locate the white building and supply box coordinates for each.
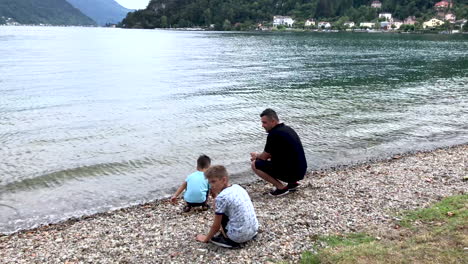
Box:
[273,16,294,27]
[305,19,316,27]
[445,13,456,22]
[392,21,403,29]
[371,1,382,8]
[423,18,444,29]
[344,22,355,28]
[379,13,393,21]
[318,21,331,29]
[360,22,376,28]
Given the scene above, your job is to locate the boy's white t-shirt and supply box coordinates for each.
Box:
[215,184,258,243]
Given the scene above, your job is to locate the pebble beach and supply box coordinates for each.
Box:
[1,144,467,263]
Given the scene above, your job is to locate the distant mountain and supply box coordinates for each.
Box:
[66,0,134,25]
[0,0,96,25]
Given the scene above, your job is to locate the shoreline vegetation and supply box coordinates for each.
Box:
[118,0,467,34]
[2,24,467,36]
[1,144,466,263]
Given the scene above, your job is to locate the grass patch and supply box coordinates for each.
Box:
[300,195,468,264]
[399,195,467,228]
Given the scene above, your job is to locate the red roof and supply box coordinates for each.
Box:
[435,1,451,8]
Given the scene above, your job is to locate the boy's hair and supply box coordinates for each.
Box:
[204,165,228,180]
[197,154,211,169]
[260,108,279,122]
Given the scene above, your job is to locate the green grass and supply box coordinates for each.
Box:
[299,195,468,264]
[399,195,468,228]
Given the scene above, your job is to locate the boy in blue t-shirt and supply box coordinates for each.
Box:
[171,155,211,212]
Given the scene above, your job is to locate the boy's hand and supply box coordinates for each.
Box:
[196,234,208,243]
[170,196,177,204]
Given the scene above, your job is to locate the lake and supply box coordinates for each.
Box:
[0,26,467,234]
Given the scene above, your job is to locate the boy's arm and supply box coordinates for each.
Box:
[196,214,223,243]
[171,182,187,204]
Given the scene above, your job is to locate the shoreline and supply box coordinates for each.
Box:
[1,144,467,263]
[1,142,465,237]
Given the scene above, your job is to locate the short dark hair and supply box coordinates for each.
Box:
[260,108,279,121]
[197,154,211,169]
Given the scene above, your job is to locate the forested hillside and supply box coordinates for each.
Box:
[66,0,133,25]
[0,0,96,25]
[120,0,468,29]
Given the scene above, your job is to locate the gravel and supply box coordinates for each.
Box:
[1,144,466,263]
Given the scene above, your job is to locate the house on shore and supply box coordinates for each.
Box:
[273,16,294,27]
[445,13,456,22]
[318,22,331,29]
[344,22,355,28]
[305,19,316,27]
[379,13,393,21]
[455,19,467,30]
[380,21,391,30]
[404,16,417,25]
[423,18,444,29]
[371,1,382,9]
[360,22,375,29]
[434,0,452,9]
[392,20,403,29]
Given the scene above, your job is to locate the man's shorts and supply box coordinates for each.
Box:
[254,159,302,183]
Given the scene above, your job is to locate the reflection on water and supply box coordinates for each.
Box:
[0,27,467,234]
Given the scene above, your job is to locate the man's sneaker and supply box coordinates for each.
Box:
[287,182,300,192]
[210,234,240,249]
[269,188,289,197]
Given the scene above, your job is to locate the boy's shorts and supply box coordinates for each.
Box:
[186,201,208,207]
[186,189,209,207]
[254,159,302,183]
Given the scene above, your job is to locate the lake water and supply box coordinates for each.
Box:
[0,26,467,234]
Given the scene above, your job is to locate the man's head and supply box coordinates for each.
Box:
[260,108,279,132]
[204,165,229,195]
[197,154,211,170]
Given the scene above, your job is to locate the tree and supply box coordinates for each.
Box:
[223,19,231,30]
[119,0,468,30]
[160,15,168,27]
[334,15,350,30]
[203,8,212,26]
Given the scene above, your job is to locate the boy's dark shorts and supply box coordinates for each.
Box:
[186,201,208,207]
[254,159,303,183]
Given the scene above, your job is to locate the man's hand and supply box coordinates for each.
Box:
[250,152,257,161]
[196,234,208,243]
[170,196,177,204]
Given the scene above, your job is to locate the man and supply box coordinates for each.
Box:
[251,108,307,197]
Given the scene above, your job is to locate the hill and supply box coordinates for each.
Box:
[66,0,134,25]
[119,0,468,29]
[0,0,96,26]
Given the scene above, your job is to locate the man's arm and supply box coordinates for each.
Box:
[250,151,271,161]
[196,214,223,243]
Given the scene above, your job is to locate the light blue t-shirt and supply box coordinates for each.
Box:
[183,171,209,203]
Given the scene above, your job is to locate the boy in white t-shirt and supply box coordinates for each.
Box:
[171,155,211,212]
[196,165,258,248]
